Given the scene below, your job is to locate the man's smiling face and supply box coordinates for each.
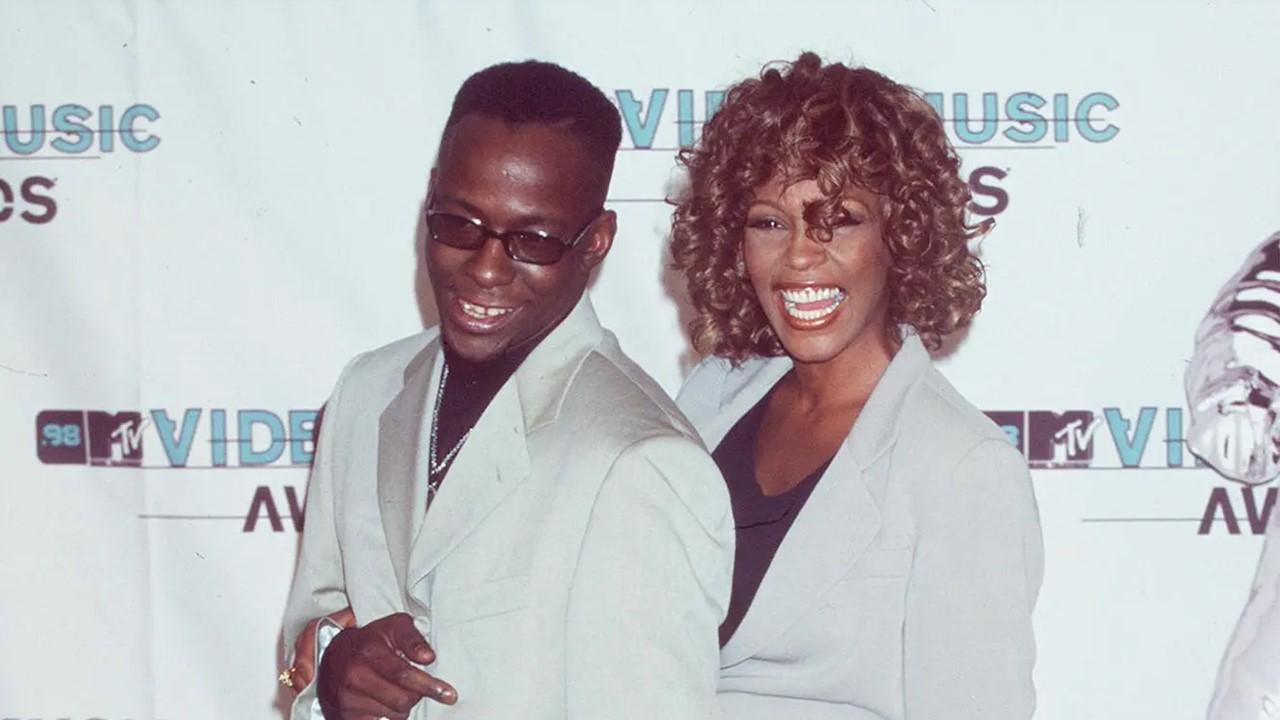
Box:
[426,114,614,363]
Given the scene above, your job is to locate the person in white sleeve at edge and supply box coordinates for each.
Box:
[1192,231,1280,720]
[277,60,733,720]
[669,52,1043,719]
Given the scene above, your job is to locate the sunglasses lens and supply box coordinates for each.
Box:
[428,212,486,249]
[507,233,566,265]
[427,210,571,265]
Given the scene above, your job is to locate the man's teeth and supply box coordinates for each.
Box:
[779,287,846,321]
[460,299,514,319]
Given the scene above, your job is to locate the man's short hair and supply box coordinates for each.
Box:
[444,60,622,185]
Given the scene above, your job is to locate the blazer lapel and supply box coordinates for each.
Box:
[404,296,606,596]
[698,357,792,450]
[719,441,882,667]
[405,380,532,597]
[719,333,932,668]
[377,338,441,599]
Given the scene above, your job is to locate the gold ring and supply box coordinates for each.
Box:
[278,667,297,689]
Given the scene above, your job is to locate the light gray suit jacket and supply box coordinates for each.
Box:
[677,334,1043,720]
[282,298,733,719]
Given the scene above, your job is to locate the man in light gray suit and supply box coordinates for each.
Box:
[280,61,733,720]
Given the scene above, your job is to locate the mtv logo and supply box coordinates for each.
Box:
[87,410,144,465]
[1028,411,1099,467]
[39,410,146,465]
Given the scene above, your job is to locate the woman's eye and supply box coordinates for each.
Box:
[745,217,784,230]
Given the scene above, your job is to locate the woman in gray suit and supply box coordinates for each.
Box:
[670,52,1044,719]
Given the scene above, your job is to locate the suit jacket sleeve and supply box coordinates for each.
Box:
[565,434,733,719]
[904,438,1044,720]
[280,355,364,693]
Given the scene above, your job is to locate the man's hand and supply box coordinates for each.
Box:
[289,606,356,693]
[317,612,457,720]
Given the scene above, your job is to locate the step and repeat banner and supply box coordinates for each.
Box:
[2,1,1278,718]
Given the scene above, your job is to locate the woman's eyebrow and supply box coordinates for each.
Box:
[801,199,864,213]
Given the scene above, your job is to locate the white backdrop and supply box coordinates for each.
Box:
[2,1,1279,718]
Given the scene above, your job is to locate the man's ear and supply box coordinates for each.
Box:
[578,209,616,271]
[426,167,437,204]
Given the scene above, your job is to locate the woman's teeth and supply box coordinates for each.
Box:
[779,286,847,321]
[460,299,513,319]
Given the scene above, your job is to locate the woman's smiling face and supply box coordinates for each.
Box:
[742,176,893,366]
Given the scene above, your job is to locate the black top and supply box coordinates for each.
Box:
[430,341,535,489]
[712,386,833,647]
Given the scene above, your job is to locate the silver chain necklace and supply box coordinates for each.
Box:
[428,360,471,489]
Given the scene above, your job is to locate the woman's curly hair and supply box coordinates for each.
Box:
[671,52,988,362]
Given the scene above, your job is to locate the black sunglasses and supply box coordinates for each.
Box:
[425,206,603,266]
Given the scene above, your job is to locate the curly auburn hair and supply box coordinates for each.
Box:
[671,52,988,362]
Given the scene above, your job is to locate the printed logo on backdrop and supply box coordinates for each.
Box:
[985,407,1279,536]
[985,408,1186,470]
[1,103,161,224]
[610,88,1119,217]
[35,408,311,533]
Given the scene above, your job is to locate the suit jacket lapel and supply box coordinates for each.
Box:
[697,357,793,452]
[404,296,606,596]
[377,337,441,600]
[719,333,932,667]
[719,441,882,667]
[405,381,531,596]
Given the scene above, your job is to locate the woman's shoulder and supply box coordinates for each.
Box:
[676,354,785,430]
[897,364,1017,464]
[884,366,1037,539]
